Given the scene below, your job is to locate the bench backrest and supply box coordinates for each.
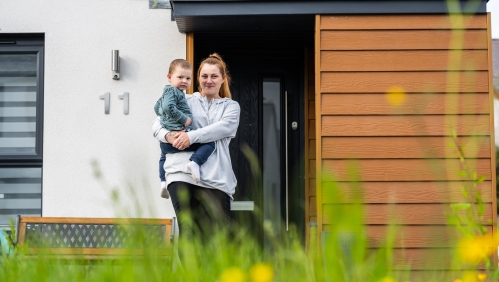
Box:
[16,216,175,257]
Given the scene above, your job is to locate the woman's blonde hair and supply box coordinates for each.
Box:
[197,53,232,99]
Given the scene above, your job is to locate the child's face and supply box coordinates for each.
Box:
[167,67,192,91]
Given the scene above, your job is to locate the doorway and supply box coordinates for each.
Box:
[194,32,313,244]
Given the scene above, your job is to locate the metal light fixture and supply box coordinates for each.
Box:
[112,50,120,80]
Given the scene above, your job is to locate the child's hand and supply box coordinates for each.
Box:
[185,117,192,127]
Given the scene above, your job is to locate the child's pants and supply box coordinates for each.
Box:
[159,141,215,181]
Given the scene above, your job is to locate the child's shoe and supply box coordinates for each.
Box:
[160,181,169,199]
[186,161,200,184]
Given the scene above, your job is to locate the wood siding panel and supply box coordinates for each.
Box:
[309,140,316,158]
[392,271,481,281]
[321,50,488,72]
[308,85,314,98]
[320,14,487,30]
[314,14,323,237]
[321,159,491,181]
[390,249,487,270]
[322,136,491,159]
[305,48,317,239]
[321,181,493,203]
[321,93,490,115]
[321,115,490,137]
[309,160,315,178]
[321,30,488,50]
[309,119,316,137]
[321,71,489,93]
[309,100,315,118]
[322,225,494,248]
[316,14,496,269]
[322,203,493,225]
[310,196,316,216]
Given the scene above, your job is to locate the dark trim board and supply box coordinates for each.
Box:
[175,15,315,33]
[0,34,45,46]
[170,0,487,33]
[172,0,487,16]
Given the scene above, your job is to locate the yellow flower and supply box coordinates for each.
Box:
[462,271,478,282]
[455,271,488,282]
[385,85,406,106]
[249,263,274,282]
[477,273,487,281]
[378,276,396,282]
[457,235,497,264]
[220,267,246,282]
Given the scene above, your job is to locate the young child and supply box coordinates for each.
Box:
[154,59,215,198]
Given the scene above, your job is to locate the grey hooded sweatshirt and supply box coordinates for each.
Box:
[152,92,240,198]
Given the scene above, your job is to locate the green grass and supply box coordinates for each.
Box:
[1,176,497,282]
[2,134,496,281]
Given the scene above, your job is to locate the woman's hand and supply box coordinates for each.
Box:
[165,130,184,144]
[172,131,191,150]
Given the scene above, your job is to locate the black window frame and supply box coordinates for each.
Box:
[0,34,44,163]
[0,34,44,228]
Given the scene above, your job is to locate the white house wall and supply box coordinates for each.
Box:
[0,0,184,218]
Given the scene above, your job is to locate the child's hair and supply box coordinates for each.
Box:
[168,59,192,74]
[197,53,232,99]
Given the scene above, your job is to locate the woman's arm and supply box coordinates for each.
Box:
[173,101,240,148]
[152,117,168,143]
[152,117,183,144]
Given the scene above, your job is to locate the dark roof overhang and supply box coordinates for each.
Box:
[170,0,488,33]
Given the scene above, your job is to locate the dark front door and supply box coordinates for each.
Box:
[194,32,312,245]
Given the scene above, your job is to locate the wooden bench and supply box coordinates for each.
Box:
[15,216,177,260]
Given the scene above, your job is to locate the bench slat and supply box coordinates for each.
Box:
[19,217,172,225]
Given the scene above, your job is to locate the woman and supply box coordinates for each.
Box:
[152,53,240,238]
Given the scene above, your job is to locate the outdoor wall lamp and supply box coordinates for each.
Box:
[112,50,120,80]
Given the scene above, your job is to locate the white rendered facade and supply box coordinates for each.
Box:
[0,0,184,219]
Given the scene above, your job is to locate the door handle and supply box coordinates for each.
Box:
[99,92,110,114]
[118,92,129,114]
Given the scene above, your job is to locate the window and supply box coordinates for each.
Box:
[0,35,44,228]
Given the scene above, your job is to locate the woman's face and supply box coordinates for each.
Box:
[199,63,223,97]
